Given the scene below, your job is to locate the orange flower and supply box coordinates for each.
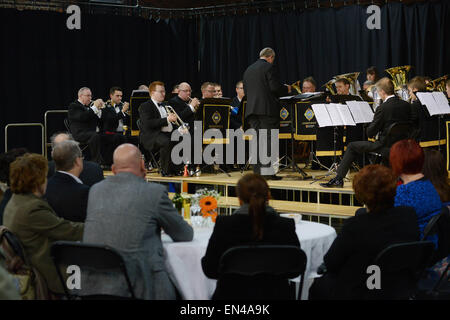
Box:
[199,196,217,214]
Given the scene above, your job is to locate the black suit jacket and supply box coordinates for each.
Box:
[47,160,104,187]
[168,95,196,129]
[230,96,243,129]
[366,96,415,145]
[243,59,289,119]
[138,100,171,152]
[105,102,130,129]
[318,206,419,299]
[68,101,100,142]
[45,171,90,222]
[201,205,300,300]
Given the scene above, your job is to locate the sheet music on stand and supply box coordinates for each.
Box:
[346,100,374,123]
[416,92,450,116]
[311,103,356,127]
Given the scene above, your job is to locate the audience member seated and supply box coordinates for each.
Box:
[423,149,450,206]
[201,173,300,300]
[45,140,89,222]
[3,153,83,296]
[309,164,419,300]
[390,139,442,246]
[138,81,181,176]
[0,265,20,300]
[47,133,104,187]
[0,148,28,225]
[67,87,104,164]
[81,144,193,299]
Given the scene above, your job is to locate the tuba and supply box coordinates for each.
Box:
[323,79,337,95]
[290,80,302,94]
[335,72,360,96]
[427,75,449,92]
[385,65,412,101]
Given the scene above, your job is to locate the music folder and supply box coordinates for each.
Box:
[416,92,450,116]
[312,103,355,127]
[346,101,374,123]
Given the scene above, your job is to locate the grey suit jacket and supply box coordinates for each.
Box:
[81,172,193,299]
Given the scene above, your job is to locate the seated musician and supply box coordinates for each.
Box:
[213,83,223,98]
[321,78,416,188]
[201,82,216,99]
[302,77,317,93]
[68,87,104,164]
[230,80,244,129]
[105,86,130,134]
[366,66,379,83]
[138,81,181,176]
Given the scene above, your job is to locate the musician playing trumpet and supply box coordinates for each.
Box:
[105,86,130,134]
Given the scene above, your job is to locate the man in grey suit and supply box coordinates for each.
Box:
[82,143,193,299]
[243,47,292,180]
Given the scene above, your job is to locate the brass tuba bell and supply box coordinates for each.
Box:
[291,80,302,94]
[385,65,412,91]
[426,75,449,92]
[335,72,360,95]
[323,79,337,95]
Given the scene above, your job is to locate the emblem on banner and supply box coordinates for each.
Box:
[212,111,221,124]
[280,107,289,120]
[304,108,314,121]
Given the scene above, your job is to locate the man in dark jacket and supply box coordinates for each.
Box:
[321,78,416,188]
[243,47,292,180]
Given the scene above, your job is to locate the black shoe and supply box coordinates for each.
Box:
[320,177,344,188]
[264,175,283,181]
[161,171,173,177]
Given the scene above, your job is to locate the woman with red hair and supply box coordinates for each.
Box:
[390,139,442,246]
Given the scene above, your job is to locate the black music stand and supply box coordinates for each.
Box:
[192,98,232,177]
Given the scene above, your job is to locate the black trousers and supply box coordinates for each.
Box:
[336,140,383,179]
[247,115,279,176]
[74,131,102,164]
[154,132,178,174]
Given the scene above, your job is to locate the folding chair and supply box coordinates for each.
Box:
[136,119,161,172]
[218,245,307,300]
[371,241,435,299]
[50,241,137,300]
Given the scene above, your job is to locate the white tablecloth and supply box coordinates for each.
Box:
[162,220,336,300]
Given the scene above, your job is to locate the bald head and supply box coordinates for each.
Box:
[50,132,74,150]
[112,144,146,178]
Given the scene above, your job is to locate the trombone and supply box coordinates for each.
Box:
[165,105,190,134]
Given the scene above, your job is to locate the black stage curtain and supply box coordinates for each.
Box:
[199,1,450,97]
[0,9,198,152]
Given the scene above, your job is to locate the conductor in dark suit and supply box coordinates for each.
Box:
[243,47,292,180]
[321,78,416,188]
[45,140,90,222]
[138,81,179,176]
[67,87,104,164]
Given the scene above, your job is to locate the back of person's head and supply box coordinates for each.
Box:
[408,76,426,92]
[375,77,395,95]
[353,164,397,213]
[50,132,74,150]
[0,148,28,186]
[389,139,424,176]
[51,140,82,172]
[423,149,450,203]
[10,153,48,194]
[236,173,270,241]
[259,47,275,58]
[112,144,145,178]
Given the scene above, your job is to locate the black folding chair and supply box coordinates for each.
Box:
[371,241,435,299]
[218,245,307,300]
[368,121,416,165]
[136,118,161,172]
[50,241,137,300]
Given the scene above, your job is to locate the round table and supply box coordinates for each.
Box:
[162,220,336,300]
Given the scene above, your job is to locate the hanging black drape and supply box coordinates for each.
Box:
[199,1,450,97]
[1,1,449,152]
[0,9,199,152]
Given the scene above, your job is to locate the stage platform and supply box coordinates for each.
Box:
[104,168,363,225]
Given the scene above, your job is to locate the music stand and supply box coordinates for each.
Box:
[192,98,232,177]
[310,103,356,184]
[129,89,150,136]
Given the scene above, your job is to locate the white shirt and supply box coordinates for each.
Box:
[112,102,126,132]
[57,171,83,184]
[152,98,173,132]
[384,95,396,102]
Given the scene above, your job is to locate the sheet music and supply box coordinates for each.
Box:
[131,89,149,96]
[326,104,345,126]
[432,92,450,115]
[416,92,450,116]
[280,95,296,100]
[311,104,333,127]
[335,104,356,126]
[346,101,374,123]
